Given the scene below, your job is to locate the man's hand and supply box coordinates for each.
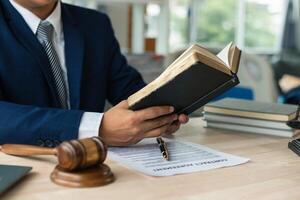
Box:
[279,74,300,93]
[99,100,189,146]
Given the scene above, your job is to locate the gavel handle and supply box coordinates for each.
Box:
[0,144,56,156]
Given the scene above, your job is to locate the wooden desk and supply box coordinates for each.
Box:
[2,117,300,200]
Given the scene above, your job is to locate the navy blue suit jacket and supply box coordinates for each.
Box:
[0,1,145,145]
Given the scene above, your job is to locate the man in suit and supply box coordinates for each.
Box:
[0,0,188,147]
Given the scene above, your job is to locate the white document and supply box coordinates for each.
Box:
[108,138,250,176]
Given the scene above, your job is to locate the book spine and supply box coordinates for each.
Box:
[203,113,292,130]
[179,75,239,115]
[206,122,293,138]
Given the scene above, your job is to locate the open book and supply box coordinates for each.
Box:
[128,42,242,114]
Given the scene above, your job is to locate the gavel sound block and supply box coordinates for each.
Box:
[0,137,114,187]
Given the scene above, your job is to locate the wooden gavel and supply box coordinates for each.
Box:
[0,137,107,171]
[1,137,114,187]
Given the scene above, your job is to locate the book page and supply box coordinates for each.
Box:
[167,44,227,72]
[108,138,249,177]
[217,42,233,68]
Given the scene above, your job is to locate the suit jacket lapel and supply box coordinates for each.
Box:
[1,0,62,107]
[62,4,84,109]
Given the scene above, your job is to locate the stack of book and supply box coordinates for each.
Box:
[203,98,298,137]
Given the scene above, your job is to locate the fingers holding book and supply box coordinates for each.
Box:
[99,100,188,146]
[164,114,189,136]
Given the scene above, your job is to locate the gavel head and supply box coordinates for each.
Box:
[55,137,107,171]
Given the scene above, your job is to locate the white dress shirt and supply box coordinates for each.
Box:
[10,0,102,139]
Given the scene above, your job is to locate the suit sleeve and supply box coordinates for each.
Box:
[0,87,4,100]
[0,92,83,145]
[104,15,146,105]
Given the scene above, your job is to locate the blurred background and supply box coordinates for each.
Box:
[64,0,300,107]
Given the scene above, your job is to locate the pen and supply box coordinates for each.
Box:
[156,137,169,161]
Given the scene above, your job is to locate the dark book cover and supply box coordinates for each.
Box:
[0,165,32,195]
[130,62,239,115]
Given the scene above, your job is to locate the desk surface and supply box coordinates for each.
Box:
[1,117,300,200]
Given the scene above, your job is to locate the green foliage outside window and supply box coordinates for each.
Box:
[245,2,277,49]
[170,0,284,51]
[196,0,236,46]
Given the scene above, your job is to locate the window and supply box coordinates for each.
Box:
[169,0,191,51]
[191,0,287,53]
[194,0,236,47]
[62,0,287,54]
[244,0,286,52]
[145,4,160,38]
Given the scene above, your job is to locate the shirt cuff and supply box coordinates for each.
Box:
[78,112,103,139]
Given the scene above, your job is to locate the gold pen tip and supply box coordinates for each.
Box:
[163,155,169,161]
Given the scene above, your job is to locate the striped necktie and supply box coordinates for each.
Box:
[36,20,69,109]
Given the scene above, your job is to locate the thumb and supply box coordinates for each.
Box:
[116,100,129,109]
